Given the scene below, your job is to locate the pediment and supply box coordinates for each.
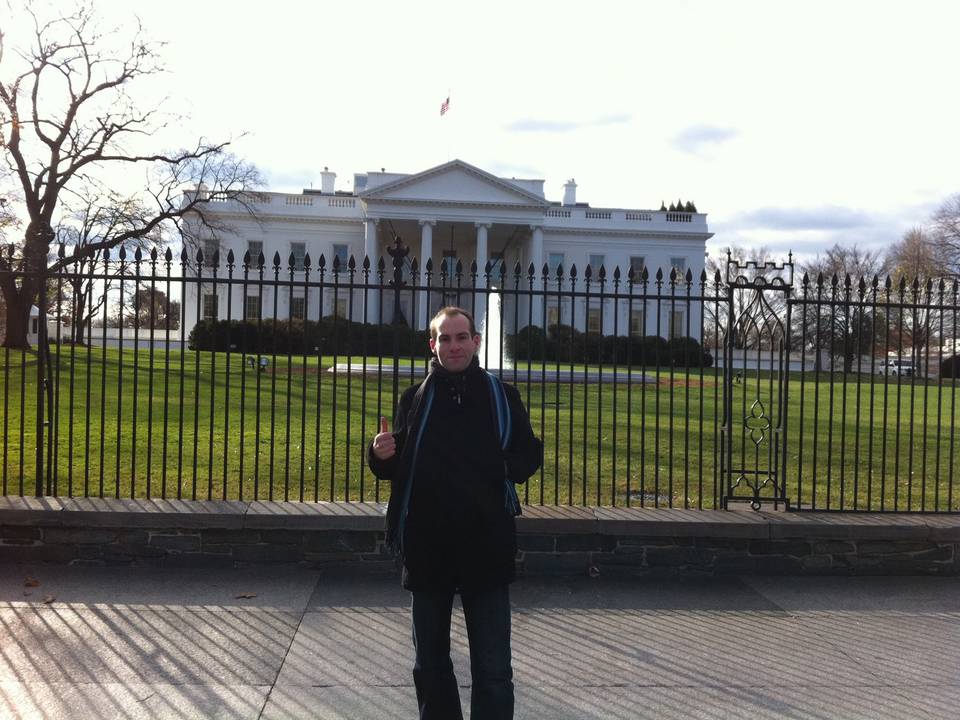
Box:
[360,160,548,207]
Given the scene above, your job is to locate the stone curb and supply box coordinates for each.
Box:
[2,496,958,541]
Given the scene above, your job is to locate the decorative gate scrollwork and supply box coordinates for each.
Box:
[722,253,794,510]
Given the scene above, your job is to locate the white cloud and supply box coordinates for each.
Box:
[673,125,739,155]
[505,115,631,133]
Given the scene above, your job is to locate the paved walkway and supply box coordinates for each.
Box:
[1,564,958,719]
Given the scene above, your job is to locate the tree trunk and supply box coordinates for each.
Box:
[2,292,32,349]
[71,315,88,345]
[3,222,51,349]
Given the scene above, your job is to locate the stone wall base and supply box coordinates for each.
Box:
[2,497,958,575]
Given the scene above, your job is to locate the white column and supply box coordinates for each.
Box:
[530,225,544,276]
[474,222,490,279]
[530,225,544,326]
[473,222,491,341]
[417,220,434,330]
[364,218,380,323]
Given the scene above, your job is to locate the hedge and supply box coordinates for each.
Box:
[942,355,960,379]
[188,317,431,357]
[506,325,713,368]
[188,319,712,369]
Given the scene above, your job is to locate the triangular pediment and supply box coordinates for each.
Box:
[360,160,548,207]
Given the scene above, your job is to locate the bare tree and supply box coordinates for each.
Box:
[704,244,785,349]
[796,243,885,372]
[885,227,953,281]
[0,2,261,348]
[882,227,952,368]
[0,192,16,241]
[930,194,960,272]
[52,184,162,343]
[123,286,179,330]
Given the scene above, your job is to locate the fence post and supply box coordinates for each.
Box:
[722,257,734,508]
[781,261,794,509]
[387,237,409,401]
[35,259,46,497]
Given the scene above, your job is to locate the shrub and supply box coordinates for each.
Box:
[506,326,710,368]
[188,319,713,369]
[188,317,431,357]
[941,355,960,379]
[668,336,709,367]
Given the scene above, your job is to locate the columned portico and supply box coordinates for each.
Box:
[359,160,570,333]
[417,219,435,330]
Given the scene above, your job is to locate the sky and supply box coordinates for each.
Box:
[6,0,960,267]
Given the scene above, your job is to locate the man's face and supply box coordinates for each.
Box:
[429,313,481,372]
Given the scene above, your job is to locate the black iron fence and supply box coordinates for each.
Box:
[1,241,958,512]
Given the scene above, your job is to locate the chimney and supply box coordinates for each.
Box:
[321,167,336,194]
[562,179,577,206]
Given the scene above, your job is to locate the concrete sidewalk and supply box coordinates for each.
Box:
[1,565,958,719]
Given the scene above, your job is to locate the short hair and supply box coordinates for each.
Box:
[429,306,478,341]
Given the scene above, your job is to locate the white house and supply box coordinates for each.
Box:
[182,159,712,339]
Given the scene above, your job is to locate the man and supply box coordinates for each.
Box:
[368,306,543,720]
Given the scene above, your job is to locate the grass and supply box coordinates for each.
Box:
[2,345,959,511]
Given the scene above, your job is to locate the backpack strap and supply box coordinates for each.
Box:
[396,381,435,554]
[484,371,521,516]
[484,371,512,450]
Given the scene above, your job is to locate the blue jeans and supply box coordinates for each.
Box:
[411,584,514,720]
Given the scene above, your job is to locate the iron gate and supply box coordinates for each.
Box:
[721,254,794,510]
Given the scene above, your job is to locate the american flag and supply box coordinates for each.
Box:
[440,96,450,116]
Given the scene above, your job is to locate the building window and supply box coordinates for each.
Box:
[442,251,457,278]
[546,305,560,329]
[669,309,685,339]
[630,309,646,337]
[290,294,306,320]
[291,242,306,270]
[670,257,687,278]
[203,293,218,321]
[202,239,218,265]
[333,243,349,268]
[588,254,605,272]
[247,240,263,266]
[587,307,601,334]
[31,318,39,335]
[629,256,646,279]
[244,294,261,320]
[548,253,565,276]
[335,298,348,318]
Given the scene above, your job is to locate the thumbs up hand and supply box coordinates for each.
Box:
[372,416,397,461]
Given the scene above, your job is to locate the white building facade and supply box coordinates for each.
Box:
[183,159,712,339]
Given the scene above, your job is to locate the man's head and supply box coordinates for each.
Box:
[429,307,481,372]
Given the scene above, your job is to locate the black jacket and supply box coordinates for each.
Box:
[367,357,543,593]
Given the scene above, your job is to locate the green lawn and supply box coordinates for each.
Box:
[2,346,959,511]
